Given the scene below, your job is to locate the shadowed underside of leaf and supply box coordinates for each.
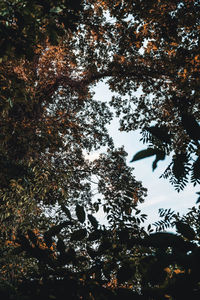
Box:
[131,148,165,170]
[130,148,160,162]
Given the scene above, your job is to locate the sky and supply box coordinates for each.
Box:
[92,81,199,227]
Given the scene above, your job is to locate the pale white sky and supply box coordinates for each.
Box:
[92,81,198,226]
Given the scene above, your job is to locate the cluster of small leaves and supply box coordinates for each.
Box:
[133,123,200,191]
[0,0,83,61]
[154,205,200,238]
[153,208,177,232]
[169,153,191,191]
[0,201,151,299]
[11,215,200,300]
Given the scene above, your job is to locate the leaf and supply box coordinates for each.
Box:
[146,125,171,144]
[56,238,66,254]
[152,151,165,171]
[88,214,98,228]
[88,230,102,241]
[61,204,72,219]
[130,148,159,162]
[172,153,188,181]
[196,191,200,204]
[191,156,200,185]
[76,205,85,223]
[50,7,63,13]
[86,246,98,259]
[7,97,13,108]
[44,221,72,247]
[46,221,72,237]
[98,239,112,253]
[175,221,196,240]
[71,228,87,241]
[181,113,200,141]
[147,224,151,231]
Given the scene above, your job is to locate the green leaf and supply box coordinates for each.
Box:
[130,148,159,162]
[175,221,196,240]
[71,228,87,241]
[88,214,98,228]
[50,7,63,13]
[7,97,13,108]
[76,204,85,223]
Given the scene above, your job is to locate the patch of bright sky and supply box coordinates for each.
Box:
[91,81,199,227]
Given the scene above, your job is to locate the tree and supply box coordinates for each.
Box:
[104,0,200,191]
[0,1,148,298]
[1,0,200,299]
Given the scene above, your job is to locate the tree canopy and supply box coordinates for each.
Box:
[1,0,200,299]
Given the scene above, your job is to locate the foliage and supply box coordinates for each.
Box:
[1,0,200,299]
[0,0,82,61]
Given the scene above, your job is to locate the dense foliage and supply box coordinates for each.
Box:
[1,0,200,299]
